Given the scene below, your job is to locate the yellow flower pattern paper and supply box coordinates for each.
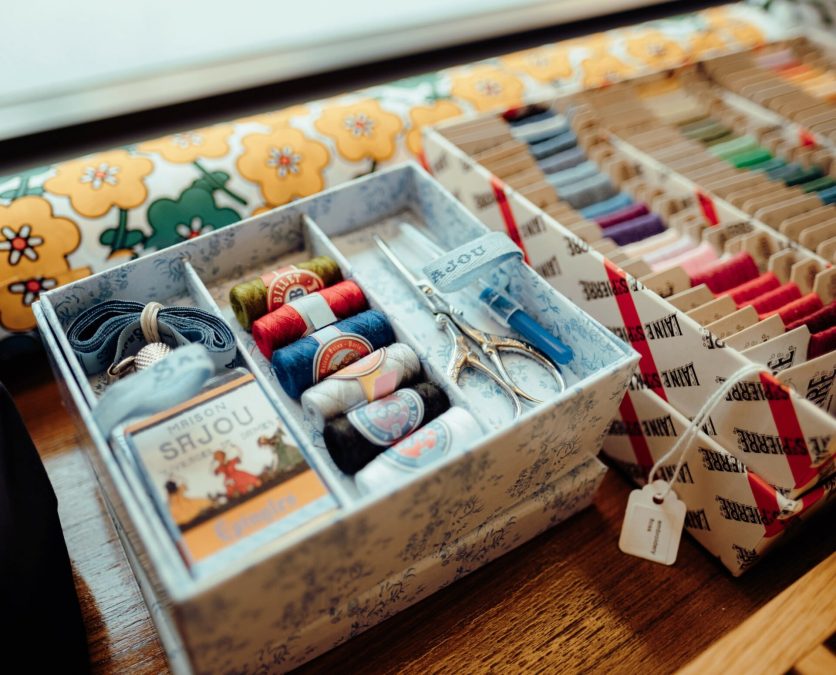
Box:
[237,127,330,205]
[500,46,573,84]
[449,65,525,112]
[0,4,782,348]
[580,52,635,88]
[138,125,234,163]
[43,150,154,218]
[315,100,403,163]
[0,197,89,331]
[625,29,688,70]
[407,101,462,157]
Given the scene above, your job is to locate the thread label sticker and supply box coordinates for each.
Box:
[262,266,324,311]
[331,347,401,401]
[312,331,373,383]
[381,417,451,469]
[619,482,686,565]
[347,389,424,447]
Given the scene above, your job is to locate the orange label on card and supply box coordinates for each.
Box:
[183,470,329,561]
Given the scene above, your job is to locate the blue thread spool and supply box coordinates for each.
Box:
[271,309,395,399]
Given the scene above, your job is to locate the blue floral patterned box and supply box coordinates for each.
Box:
[34,163,638,672]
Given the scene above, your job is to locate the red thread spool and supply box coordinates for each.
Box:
[762,292,824,324]
[808,325,836,359]
[724,272,781,307]
[252,280,368,358]
[751,282,802,316]
[784,300,836,334]
[690,252,759,294]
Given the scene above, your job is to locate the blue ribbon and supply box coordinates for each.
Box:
[94,344,216,436]
[66,300,238,374]
[421,232,521,293]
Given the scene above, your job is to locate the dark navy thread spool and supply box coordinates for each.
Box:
[271,309,395,399]
[324,382,450,475]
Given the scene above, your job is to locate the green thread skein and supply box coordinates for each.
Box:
[230,256,342,330]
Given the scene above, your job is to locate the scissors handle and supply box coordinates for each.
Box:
[447,314,565,404]
[484,334,566,403]
[438,315,523,419]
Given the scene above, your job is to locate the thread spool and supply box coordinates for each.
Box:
[643,236,698,266]
[770,293,825,325]
[595,202,649,229]
[301,343,421,431]
[751,283,802,315]
[530,130,578,161]
[653,241,718,276]
[537,145,587,173]
[784,301,836,334]
[324,382,450,475]
[547,161,599,190]
[725,272,781,307]
[252,281,368,358]
[559,173,617,210]
[354,407,483,495]
[808,326,836,360]
[690,252,759,294]
[229,256,342,330]
[271,309,394,399]
[580,193,634,219]
[604,213,666,247]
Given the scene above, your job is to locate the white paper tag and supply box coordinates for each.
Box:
[619,480,686,565]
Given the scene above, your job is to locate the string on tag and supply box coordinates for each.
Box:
[646,362,765,504]
[619,362,766,565]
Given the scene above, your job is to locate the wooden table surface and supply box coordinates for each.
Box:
[5,356,835,674]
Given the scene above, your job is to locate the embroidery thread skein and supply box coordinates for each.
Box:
[354,406,482,495]
[808,326,836,359]
[751,282,803,315]
[252,280,368,358]
[324,382,450,475]
[725,272,781,306]
[301,343,421,431]
[690,252,759,293]
[785,301,836,334]
[271,309,394,399]
[229,256,342,330]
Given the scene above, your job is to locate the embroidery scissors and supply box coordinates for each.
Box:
[374,235,566,418]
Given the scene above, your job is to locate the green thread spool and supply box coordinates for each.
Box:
[229,256,342,330]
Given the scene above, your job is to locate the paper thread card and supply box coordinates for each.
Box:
[124,371,337,564]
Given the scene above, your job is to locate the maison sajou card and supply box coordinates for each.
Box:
[123,371,337,565]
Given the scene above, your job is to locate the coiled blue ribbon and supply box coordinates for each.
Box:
[95,343,216,436]
[66,300,238,375]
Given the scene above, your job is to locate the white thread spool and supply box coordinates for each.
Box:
[301,343,421,431]
[354,406,482,495]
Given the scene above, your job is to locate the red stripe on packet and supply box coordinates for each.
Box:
[618,392,654,471]
[695,190,719,226]
[604,258,668,402]
[759,372,821,490]
[745,471,785,538]
[490,176,530,263]
[417,149,431,173]
[798,128,817,148]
